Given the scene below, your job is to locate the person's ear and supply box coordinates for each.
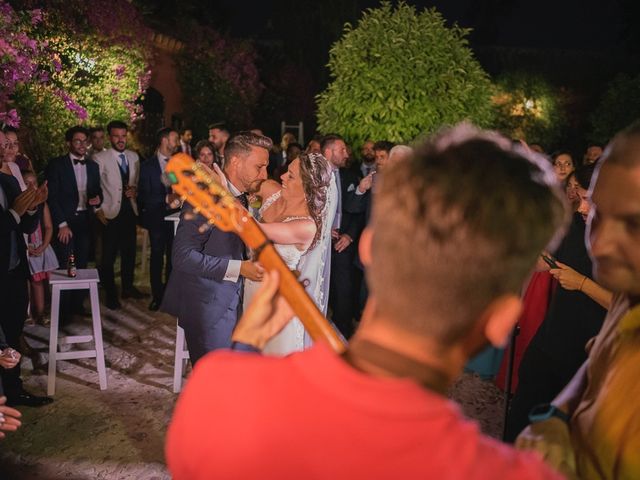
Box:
[483,295,522,348]
[359,227,373,267]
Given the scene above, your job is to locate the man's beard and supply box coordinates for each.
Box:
[247,179,265,194]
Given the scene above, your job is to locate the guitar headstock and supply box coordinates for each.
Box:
[164,153,245,233]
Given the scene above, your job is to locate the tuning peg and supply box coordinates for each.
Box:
[198,223,212,233]
[161,173,176,186]
[183,212,196,221]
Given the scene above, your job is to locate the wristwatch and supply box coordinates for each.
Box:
[528,403,570,424]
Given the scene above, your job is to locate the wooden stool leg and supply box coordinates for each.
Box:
[90,285,107,390]
[47,285,61,396]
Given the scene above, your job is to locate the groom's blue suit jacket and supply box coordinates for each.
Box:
[161,204,245,357]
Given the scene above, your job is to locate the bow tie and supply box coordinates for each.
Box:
[73,158,86,165]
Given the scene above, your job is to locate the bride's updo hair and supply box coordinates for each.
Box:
[298,152,332,249]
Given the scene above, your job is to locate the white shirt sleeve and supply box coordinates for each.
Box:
[223,259,242,282]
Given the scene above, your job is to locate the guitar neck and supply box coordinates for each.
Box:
[238,217,346,353]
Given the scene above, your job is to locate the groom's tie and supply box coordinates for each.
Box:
[236,193,249,210]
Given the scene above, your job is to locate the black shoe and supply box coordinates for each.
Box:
[7,389,54,407]
[121,287,147,299]
[106,297,122,310]
[148,299,161,311]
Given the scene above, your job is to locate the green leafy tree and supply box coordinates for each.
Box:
[589,73,640,145]
[9,0,152,167]
[316,1,494,146]
[491,71,567,148]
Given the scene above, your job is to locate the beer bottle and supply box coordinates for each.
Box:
[67,253,77,278]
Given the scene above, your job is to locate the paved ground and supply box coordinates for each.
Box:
[0,270,506,479]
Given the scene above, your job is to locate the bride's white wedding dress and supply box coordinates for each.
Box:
[242,191,311,356]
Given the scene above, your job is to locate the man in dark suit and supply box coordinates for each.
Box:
[138,127,180,311]
[328,153,365,339]
[161,131,270,365]
[46,126,103,316]
[177,127,193,158]
[0,130,52,407]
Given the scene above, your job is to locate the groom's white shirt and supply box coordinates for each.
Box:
[222,179,244,282]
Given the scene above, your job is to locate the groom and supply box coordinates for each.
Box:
[161,131,271,365]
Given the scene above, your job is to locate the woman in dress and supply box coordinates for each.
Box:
[242,152,331,355]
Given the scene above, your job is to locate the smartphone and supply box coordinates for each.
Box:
[541,253,559,269]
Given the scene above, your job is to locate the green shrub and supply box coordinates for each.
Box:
[316,1,494,146]
[491,71,567,148]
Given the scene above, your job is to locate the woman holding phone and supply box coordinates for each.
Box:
[505,163,612,441]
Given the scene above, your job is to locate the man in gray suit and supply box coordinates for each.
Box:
[161,132,270,365]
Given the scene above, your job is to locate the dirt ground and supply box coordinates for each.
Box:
[0,277,506,480]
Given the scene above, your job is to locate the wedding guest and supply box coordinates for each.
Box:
[46,126,102,317]
[305,135,322,155]
[138,127,180,311]
[178,127,193,157]
[194,140,216,168]
[0,128,26,190]
[0,130,52,407]
[208,122,230,167]
[505,164,611,442]
[582,144,602,165]
[87,126,107,160]
[551,150,575,183]
[94,120,143,310]
[167,123,567,479]
[516,122,640,479]
[2,127,32,172]
[23,171,58,325]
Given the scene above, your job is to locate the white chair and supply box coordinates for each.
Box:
[165,212,189,393]
[48,269,107,395]
[173,323,190,393]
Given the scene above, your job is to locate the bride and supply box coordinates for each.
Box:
[242,152,331,355]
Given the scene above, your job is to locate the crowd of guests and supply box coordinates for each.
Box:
[1,116,640,479]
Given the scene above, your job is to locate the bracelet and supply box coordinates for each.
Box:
[579,275,587,292]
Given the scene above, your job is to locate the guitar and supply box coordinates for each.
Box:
[164,153,347,353]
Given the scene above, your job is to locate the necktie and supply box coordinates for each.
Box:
[237,193,248,210]
[332,169,342,230]
[73,158,86,165]
[118,153,129,177]
[0,183,19,271]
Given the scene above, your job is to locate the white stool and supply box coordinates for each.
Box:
[165,212,189,393]
[48,269,107,395]
[173,322,190,393]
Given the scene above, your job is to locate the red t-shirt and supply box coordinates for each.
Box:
[166,343,563,480]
